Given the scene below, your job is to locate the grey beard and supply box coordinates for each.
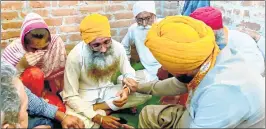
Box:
[87,45,120,83]
[90,46,115,69]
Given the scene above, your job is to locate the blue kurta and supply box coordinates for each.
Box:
[189,45,265,127]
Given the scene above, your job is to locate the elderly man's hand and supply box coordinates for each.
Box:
[114,88,129,107]
[122,78,138,92]
[61,115,85,128]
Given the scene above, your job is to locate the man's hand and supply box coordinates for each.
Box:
[93,115,121,129]
[101,116,122,129]
[61,115,85,128]
[157,67,169,80]
[122,78,138,92]
[113,88,129,107]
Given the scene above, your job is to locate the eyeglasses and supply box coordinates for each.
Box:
[90,40,112,51]
[136,16,152,24]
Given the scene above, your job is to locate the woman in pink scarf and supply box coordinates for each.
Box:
[2,13,66,112]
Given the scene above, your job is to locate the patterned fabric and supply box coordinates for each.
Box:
[185,56,212,107]
[25,87,58,119]
[40,35,66,80]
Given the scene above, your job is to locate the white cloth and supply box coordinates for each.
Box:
[257,36,265,59]
[227,30,265,76]
[122,19,163,82]
[133,1,156,17]
[61,39,151,128]
[117,69,152,84]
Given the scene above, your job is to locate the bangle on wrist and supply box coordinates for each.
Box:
[100,116,103,125]
[123,85,131,94]
[61,114,67,123]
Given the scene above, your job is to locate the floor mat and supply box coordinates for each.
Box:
[111,95,161,128]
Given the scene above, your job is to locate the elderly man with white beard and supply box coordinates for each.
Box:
[190,7,265,77]
[118,1,163,83]
[61,14,151,129]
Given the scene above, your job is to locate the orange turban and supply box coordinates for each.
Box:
[145,16,220,74]
[80,14,111,44]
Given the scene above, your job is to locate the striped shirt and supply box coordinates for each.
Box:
[25,87,58,119]
[2,39,25,66]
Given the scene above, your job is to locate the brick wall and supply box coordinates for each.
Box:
[211,1,265,36]
[1,1,265,50]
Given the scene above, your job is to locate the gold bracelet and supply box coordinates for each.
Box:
[100,116,103,125]
[126,87,131,94]
[61,114,67,123]
[123,85,131,94]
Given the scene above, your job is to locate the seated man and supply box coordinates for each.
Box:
[61,14,151,128]
[1,60,84,128]
[2,13,67,112]
[237,27,265,75]
[160,7,266,105]
[190,7,265,76]
[123,16,264,128]
[120,1,162,83]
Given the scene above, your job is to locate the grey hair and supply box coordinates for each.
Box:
[214,28,227,50]
[0,60,21,126]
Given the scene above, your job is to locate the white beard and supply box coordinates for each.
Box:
[90,51,115,70]
[137,25,152,30]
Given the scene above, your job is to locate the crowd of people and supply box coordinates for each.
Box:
[1,1,265,128]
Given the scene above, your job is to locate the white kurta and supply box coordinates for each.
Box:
[121,19,163,82]
[227,30,265,76]
[61,40,151,128]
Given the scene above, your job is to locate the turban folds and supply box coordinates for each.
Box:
[133,1,156,17]
[80,14,111,44]
[145,16,220,74]
[190,7,223,30]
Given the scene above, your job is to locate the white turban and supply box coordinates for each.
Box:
[133,1,156,17]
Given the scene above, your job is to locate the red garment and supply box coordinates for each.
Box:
[20,66,66,112]
[190,7,223,30]
[157,67,188,106]
[43,91,66,112]
[20,66,45,97]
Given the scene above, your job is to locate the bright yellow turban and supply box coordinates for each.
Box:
[145,16,220,74]
[80,14,111,44]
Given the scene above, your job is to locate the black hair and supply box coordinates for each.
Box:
[24,28,51,45]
